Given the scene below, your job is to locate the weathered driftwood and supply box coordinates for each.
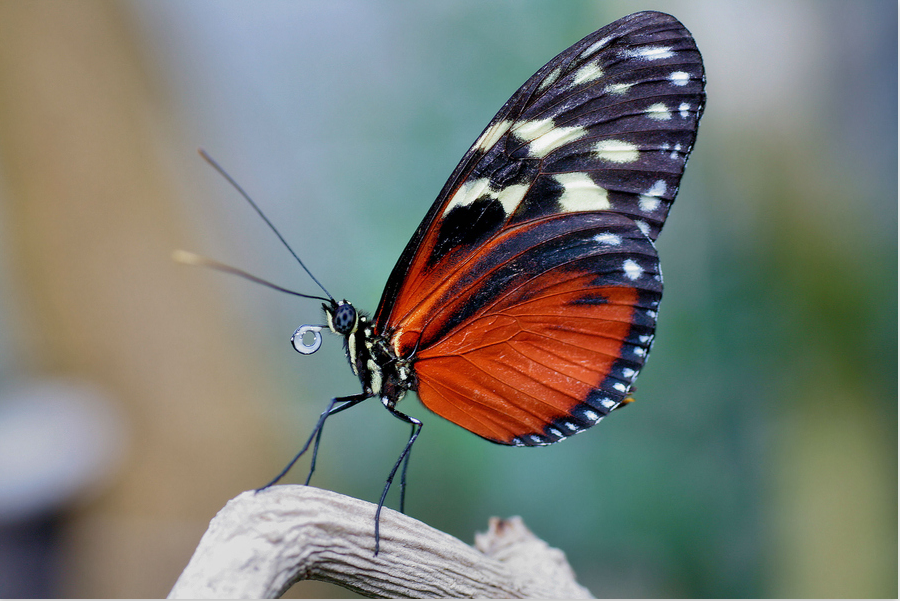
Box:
[168,485,593,598]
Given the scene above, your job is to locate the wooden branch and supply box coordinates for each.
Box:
[168,485,593,599]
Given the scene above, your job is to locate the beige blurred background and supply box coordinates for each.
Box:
[0,1,295,597]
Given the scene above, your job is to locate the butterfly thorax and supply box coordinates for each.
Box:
[324,300,413,409]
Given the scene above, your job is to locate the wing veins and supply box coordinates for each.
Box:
[427,312,637,362]
[433,351,583,417]
[417,374,514,440]
[419,362,571,431]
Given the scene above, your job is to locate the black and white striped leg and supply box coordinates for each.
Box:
[257,392,370,491]
[373,407,422,555]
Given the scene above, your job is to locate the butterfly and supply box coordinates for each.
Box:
[209,10,705,554]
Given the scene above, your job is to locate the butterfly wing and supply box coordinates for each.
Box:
[372,11,705,444]
[410,212,661,445]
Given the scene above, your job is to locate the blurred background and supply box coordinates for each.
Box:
[0,0,895,597]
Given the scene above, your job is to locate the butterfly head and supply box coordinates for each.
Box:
[325,300,359,336]
[291,300,362,357]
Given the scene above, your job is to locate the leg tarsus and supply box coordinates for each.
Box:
[373,409,423,555]
[303,424,326,486]
[398,422,416,514]
[257,392,369,491]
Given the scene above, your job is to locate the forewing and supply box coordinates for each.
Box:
[374,11,704,332]
[406,213,661,445]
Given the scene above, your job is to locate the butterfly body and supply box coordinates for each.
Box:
[322,301,412,410]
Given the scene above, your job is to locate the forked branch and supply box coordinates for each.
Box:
[167,485,593,599]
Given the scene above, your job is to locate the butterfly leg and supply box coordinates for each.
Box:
[258,392,370,491]
[373,407,422,555]
[304,425,325,486]
[398,423,415,514]
[302,393,375,485]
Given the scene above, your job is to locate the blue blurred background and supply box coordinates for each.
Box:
[0,0,895,597]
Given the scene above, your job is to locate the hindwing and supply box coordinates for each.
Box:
[409,213,661,445]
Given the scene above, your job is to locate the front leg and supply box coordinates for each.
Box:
[373,406,423,555]
[258,392,371,491]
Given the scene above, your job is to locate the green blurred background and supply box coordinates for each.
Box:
[0,0,895,597]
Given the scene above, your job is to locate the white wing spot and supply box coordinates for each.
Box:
[443,177,528,217]
[579,36,611,59]
[522,123,588,158]
[633,346,647,357]
[638,180,667,212]
[613,382,627,392]
[572,62,604,86]
[537,66,562,92]
[555,173,610,212]
[639,195,660,212]
[647,179,667,196]
[670,143,683,159]
[595,139,639,163]
[473,119,512,153]
[670,71,690,86]
[635,220,651,236]
[443,177,491,215]
[679,103,692,118]
[563,421,578,432]
[600,398,617,409]
[623,259,643,280]
[646,102,672,120]
[494,183,529,215]
[514,117,555,140]
[584,409,600,422]
[622,367,636,379]
[593,232,622,245]
[605,82,633,95]
[626,45,674,60]
[549,427,563,438]
[638,335,652,344]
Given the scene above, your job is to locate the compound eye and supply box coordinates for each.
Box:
[333,303,357,335]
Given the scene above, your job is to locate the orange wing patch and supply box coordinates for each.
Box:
[414,272,639,444]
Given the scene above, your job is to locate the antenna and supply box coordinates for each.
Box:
[172,250,330,302]
[198,148,334,302]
